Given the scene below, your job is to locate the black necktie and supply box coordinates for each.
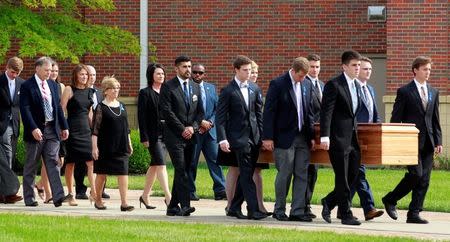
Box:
[183,81,190,109]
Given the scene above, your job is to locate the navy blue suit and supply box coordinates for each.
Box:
[189,81,226,196]
[351,83,380,214]
[20,74,68,206]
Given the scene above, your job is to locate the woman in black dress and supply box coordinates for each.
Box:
[138,64,171,209]
[92,76,133,211]
[61,64,95,206]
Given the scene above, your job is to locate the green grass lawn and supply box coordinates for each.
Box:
[100,163,450,213]
[0,213,422,242]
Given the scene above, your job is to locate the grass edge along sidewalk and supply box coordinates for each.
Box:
[0,213,424,242]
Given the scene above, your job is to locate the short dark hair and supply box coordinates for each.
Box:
[341,50,362,65]
[233,55,252,69]
[192,63,205,69]
[174,55,191,66]
[146,63,165,86]
[360,56,373,64]
[412,56,432,73]
[306,54,321,62]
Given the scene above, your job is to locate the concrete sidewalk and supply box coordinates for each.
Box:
[1,188,449,241]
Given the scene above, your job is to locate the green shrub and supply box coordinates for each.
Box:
[129,129,151,174]
[434,155,450,170]
[13,129,152,175]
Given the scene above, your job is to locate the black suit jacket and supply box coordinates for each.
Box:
[320,73,362,151]
[356,84,381,123]
[20,75,68,142]
[263,72,315,149]
[216,79,263,149]
[305,76,324,123]
[138,86,161,144]
[390,81,442,151]
[0,73,24,137]
[159,77,204,145]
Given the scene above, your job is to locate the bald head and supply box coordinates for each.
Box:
[87,65,97,87]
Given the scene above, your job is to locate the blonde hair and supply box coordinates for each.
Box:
[101,75,120,92]
[251,61,259,71]
[7,57,24,72]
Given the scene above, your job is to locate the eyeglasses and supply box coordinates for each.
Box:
[192,71,205,75]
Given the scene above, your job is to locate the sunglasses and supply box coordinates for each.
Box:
[192,71,205,75]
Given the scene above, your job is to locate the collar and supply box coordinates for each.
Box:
[356,79,368,87]
[307,74,318,83]
[5,71,15,83]
[343,72,356,86]
[177,76,189,86]
[288,69,299,87]
[234,76,248,87]
[35,74,46,83]
[414,79,427,89]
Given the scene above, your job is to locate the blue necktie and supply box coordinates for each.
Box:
[183,81,190,109]
[201,84,206,112]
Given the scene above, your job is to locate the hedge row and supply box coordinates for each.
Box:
[14,130,152,174]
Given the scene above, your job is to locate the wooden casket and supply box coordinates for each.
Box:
[258,123,419,166]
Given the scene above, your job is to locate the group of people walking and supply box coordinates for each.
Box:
[0,51,442,225]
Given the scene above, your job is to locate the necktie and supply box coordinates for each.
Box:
[9,80,14,101]
[314,80,322,102]
[183,81,190,109]
[350,81,358,114]
[362,85,373,122]
[296,82,303,131]
[420,86,428,110]
[200,84,206,112]
[41,80,52,120]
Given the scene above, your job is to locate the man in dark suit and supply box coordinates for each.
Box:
[263,57,315,222]
[304,54,324,219]
[319,50,362,226]
[160,55,204,216]
[74,65,110,200]
[216,55,267,220]
[383,56,442,224]
[188,63,226,201]
[20,56,69,207]
[349,56,384,221]
[0,56,24,203]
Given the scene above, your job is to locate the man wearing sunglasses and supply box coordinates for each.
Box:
[188,64,226,202]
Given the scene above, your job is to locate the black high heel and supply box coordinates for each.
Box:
[120,205,135,212]
[94,202,107,210]
[139,196,156,209]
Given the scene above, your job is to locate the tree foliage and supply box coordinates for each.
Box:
[0,0,142,63]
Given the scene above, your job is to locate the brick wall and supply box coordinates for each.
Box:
[148,0,386,94]
[386,0,449,94]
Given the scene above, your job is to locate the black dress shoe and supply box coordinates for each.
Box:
[102,192,110,199]
[341,217,361,225]
[264,211,273,216]
[26,201,38,207]
[406,216,429,224]
[227,210,247,219]
[180,206,195,216]
[382,198,398,220]
[54,198,64,207]
[305,206,317,219]
[289,214,313,222]
[248,211,268,220]
[336,210,358,220]
[166,207,181,216]
[190,193,200,201]
[75,193,89,200]
[321,198,331,223]
[214,191,227,200]
[272,213,289,221]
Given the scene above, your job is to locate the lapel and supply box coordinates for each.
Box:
[0,74,11,104]
[30,76,44,102]
[231,79,249,112]
[174,78,187,109]
[286,73,298,110]
[300,80,309,116]
[408,81,425,114]
[204,83,211,113]
[12,78,21,103]
[425,83,434,114]
[339,74,354,114]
